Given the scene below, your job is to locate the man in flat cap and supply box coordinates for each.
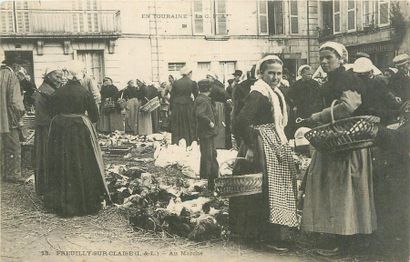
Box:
[193,79,218,190]
[390,53,410,102]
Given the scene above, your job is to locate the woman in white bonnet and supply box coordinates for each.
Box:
[230,55,298,251]
[301,42,377,256]
[44,60,110,217]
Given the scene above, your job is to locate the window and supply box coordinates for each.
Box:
[379,0,389,26]
[168,62,186,79]
[213,0,227,35]
[219,61,236,83]
[197,62,211,78]
[193,0,204,34]
[333,0,341,33]
[168,63,186,72]
[77,50,104,84]
[347,0,356,31]
[290,0,298,34]
[257,0,284,35]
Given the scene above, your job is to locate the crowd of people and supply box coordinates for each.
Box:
[0,40,409,260]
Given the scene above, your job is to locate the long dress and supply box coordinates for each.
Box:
[301,66,377,235]
[97,84,123,133]
[122,86,141,134]
[170,76,198,145]
[230,80,298,241]
[210,81,227,149]
[32,79,57,195]
[45,79,110,217]
[138,84,153,136]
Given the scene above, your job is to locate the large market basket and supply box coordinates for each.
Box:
[215,157,263,198]
[304,100,380,153]
[140,97,160,113]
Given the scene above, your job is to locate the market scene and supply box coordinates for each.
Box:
[0,0,409,261]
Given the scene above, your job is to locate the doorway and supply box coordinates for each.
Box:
[4,51,34,79]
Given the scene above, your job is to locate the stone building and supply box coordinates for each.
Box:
[317,0,410,69]
[0,0,320,87]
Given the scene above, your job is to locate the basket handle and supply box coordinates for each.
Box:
[330,99,338,125]
[330,99,348,134]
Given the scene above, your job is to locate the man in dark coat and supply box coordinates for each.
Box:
[193,79,218,190]
[352,57,401,124]
[170,66,198,145]
[373,101,410,261]
[287,65,323,134]
[390,53,410,102]
[0,59,25,183]
[231,65,257,147]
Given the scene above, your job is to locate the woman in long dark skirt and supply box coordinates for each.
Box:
[44,61,110,217]
[97,77,123,133]
[32,67,64,196]
[230,55,298,250]
[170,66,198,145]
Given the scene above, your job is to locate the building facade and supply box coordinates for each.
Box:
[317,0,410,69]
[0,0,321,87]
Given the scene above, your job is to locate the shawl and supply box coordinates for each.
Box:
[250,79,288,144]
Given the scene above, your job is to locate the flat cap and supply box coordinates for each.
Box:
[393,53,409,66]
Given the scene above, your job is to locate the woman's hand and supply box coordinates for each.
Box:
[245,149,254,162]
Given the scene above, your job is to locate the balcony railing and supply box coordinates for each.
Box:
[0,9,121,35]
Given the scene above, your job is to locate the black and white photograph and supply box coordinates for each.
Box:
[0,0,409,261]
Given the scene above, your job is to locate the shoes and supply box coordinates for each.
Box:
[315,247,342,257]
[262,243,290,253]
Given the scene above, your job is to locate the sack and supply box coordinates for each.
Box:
[305,100,380,153]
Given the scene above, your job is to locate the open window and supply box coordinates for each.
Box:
[258,0,284,35]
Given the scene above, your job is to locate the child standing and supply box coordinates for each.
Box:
[194,79,219,190]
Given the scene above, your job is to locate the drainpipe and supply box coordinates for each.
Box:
[307,0,310,65]
[13,0,18,33]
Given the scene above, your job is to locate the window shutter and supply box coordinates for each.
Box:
[193,0,204,34]
[290,0,298,34]
[258,0,268,35]
[215,0,227,35]
[379,0,389,26]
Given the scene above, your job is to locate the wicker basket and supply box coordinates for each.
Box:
[22,115,36,129]
[140,97,160,113]
[215,158,263,198]
[304,100,380,153]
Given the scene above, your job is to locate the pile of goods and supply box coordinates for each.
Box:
[105,164,230,241]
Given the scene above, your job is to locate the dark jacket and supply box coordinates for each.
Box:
[170,76,198,110]
[389,71,410,102]
[100,84,120,101]
[287,78,323,119]
[33,79,57,127]
[50,79,99,123]
[121,86,141,100]
[233,91,274,147]
[194,93,217,139]
[232,78,256,125]
[209,80,226,103]
[321,66,364,107]
[355,76,401,123]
